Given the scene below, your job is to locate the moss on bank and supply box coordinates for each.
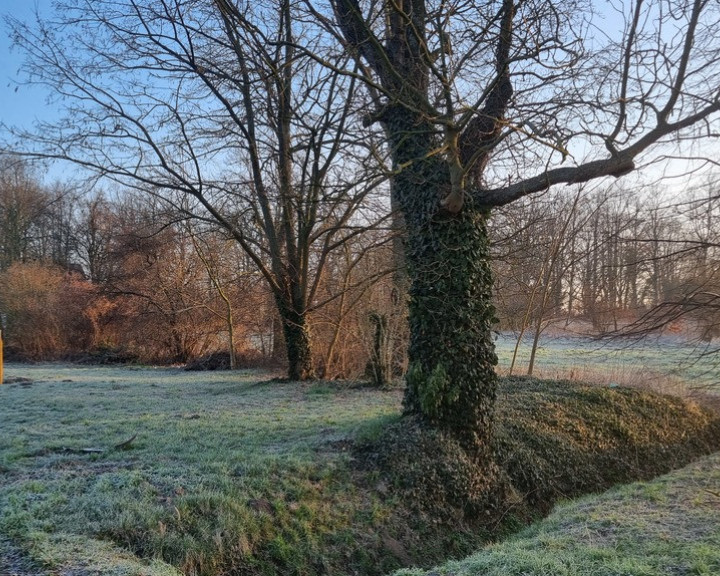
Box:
[352,376,720,570]
[495,377,720,510]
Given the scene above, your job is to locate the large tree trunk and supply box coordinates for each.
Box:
[389,114,498,459]
[331,0,506,460]
[276,296,314,381]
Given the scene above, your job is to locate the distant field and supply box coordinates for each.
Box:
[496,334,720,395]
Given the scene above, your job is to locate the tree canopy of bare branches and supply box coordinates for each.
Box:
[4,0,394,379]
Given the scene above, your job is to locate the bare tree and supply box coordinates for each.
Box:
[498,190,583,375]
[309,229,400,380]
[326,0,720,459]
[0,156,83,271]
[0,157,51,269]
[75,192,115,283]
[185,221,259,370]
[616,176,720,344]
[4,0,388,380]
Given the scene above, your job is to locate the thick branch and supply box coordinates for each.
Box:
[477,98,720,207]
[458,0,515,176]
[478,155,635,206]
[330,0,388,81]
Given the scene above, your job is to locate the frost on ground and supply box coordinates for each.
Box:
[0,536,46,576]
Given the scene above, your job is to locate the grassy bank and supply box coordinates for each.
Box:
[0,364,718,575]
[393,450,720,576]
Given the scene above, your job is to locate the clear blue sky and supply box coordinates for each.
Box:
[1,0,79,182]
[0,2,626,136]
[0,0,54,131]
[0,1,707,190]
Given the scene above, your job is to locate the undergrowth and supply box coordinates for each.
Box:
[0,364,718,576]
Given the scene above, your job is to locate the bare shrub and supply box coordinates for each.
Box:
[0,262,111,359]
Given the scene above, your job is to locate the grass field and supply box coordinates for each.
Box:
[1,361,718,576]
[0,364,405,575]
[496,333,720,396]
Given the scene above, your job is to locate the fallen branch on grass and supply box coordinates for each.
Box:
[69,447,105,454]
[57,434,138,454]
[113,433,138,450]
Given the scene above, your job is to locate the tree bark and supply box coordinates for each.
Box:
[276,296,314,381]
[386,111,497,458]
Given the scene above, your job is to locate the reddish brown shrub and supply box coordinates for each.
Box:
[0,262,112,359]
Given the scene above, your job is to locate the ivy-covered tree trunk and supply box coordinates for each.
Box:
[388,113,498,458]
[403,208,498,457]
[276,296,314,381]
[331,0,717,473]
[332,0,504,460]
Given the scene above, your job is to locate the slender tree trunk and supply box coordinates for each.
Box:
[272,314,287,363]
[224,296,236,370]
[322,248,352,378]
[509,277,541,376]
[368,312,390,387]
[566,234,576,325]
[528,194,578,375]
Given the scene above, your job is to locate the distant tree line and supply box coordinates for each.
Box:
[492,179,720,343]
[0,157,404,379]
[3,156,718,374]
